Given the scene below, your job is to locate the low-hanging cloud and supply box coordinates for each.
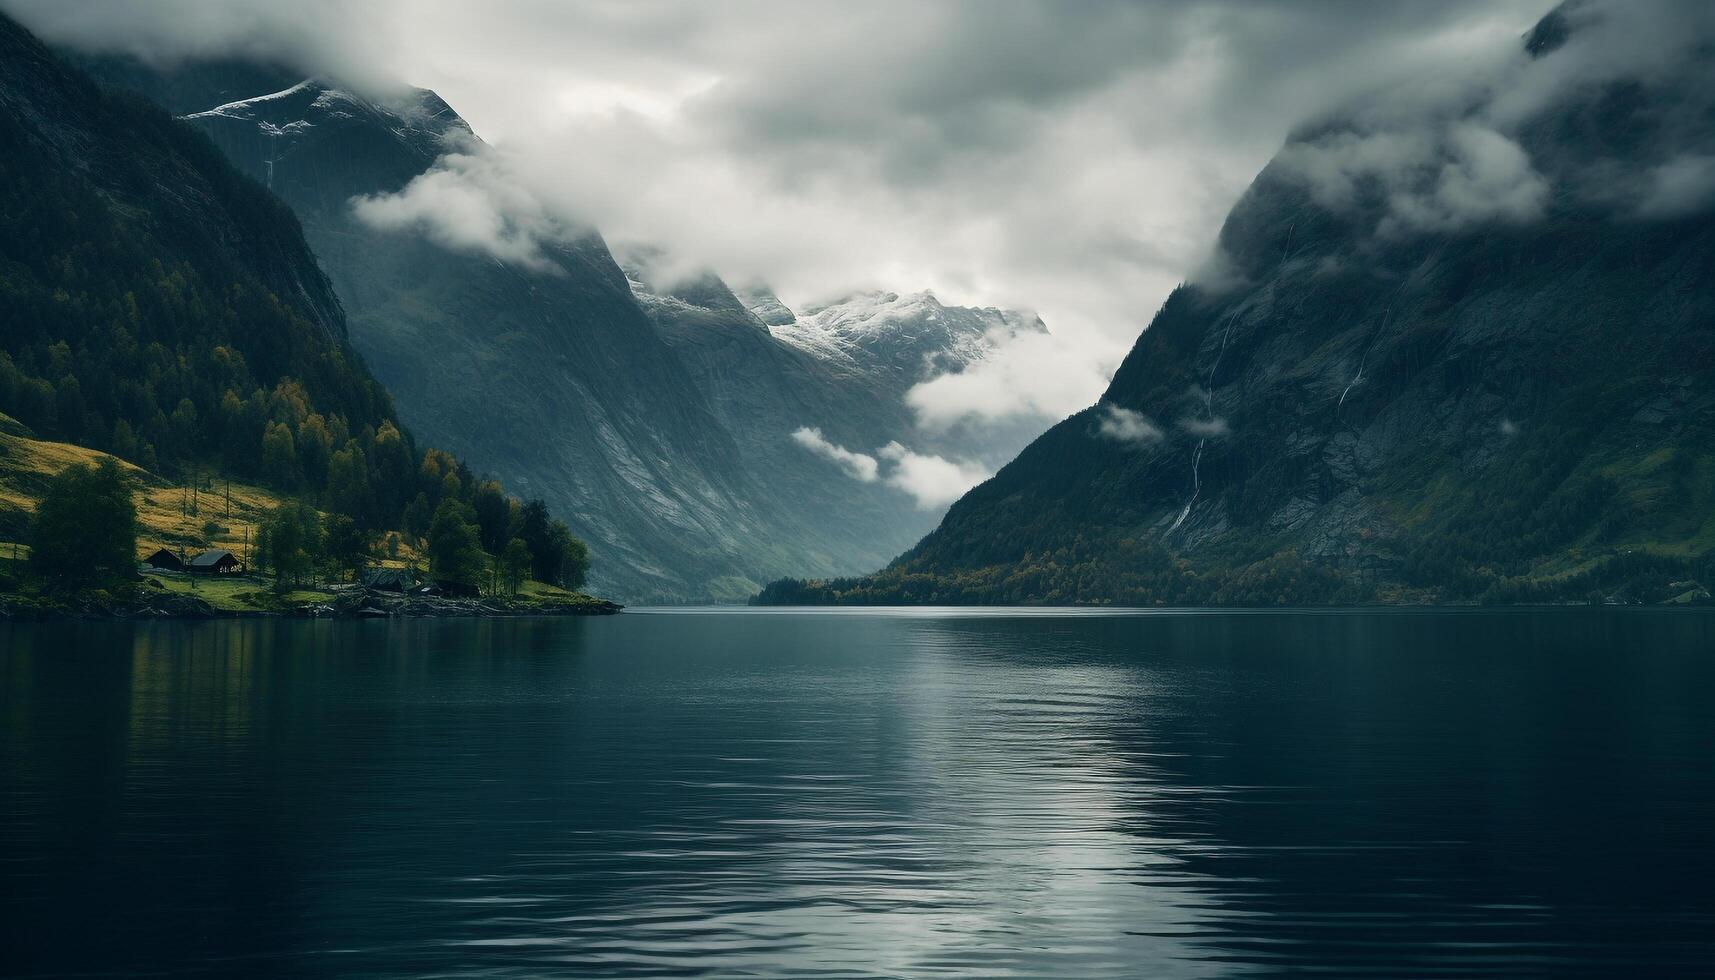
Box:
[1269,1,1715,243]
[1279,122,1548,238]
[351,141,575,271]
[790,427,878,482]
[877,442,990,509]
[1636,154,1715,220]
[1097,404,1164,445]
[907,329,1119,428]
[1383,124,1548,234]
[791,427,987,508]
[1178,416,1230,438]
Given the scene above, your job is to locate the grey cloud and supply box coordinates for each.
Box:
[1097,405,1164,446]
[6,0,1560,430]
[351,138,578,271]
[1179,416,1230,438]
[789,427,986,508]
[790,427,879,482]
[1382,125,1548,234]
[0,0,402,94]
[1268,1,1715,244]
[1636,154,1715,219]
[1275,115,1549,239]
[876,442,989,509]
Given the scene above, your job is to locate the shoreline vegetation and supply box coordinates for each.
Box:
[751,554,1715,608]
[0,576,621,622]
[0,418,620,622]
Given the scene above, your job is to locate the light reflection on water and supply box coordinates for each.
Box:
[2,609,1713,977]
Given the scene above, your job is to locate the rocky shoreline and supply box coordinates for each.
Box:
[1,586,623,621]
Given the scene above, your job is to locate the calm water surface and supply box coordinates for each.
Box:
[2,608,1713,977]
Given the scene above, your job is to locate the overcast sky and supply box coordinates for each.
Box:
[8,0,1556,426]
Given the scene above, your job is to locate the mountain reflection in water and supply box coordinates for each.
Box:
[3,609,1712,977]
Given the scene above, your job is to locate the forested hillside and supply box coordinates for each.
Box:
[0,12,591,596]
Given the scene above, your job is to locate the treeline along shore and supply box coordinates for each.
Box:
[0,428,620,622]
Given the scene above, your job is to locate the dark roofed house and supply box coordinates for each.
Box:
[143,548,184,571]
[187,549,241,575]
[361,567,418,592]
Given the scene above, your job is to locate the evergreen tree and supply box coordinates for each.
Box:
[550,522,589,590]
[425,498,486,588]
[261,421,299,488]
[519,499,555,581]
[297,414,333,493]
[259,500,320,590]
[321,514,369,582]
[28,459,136,592]
[501,538,531,596]
[472,480,512,554]
[326,442,372,526]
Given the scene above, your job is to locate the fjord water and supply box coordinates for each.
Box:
[2,610,1712,977]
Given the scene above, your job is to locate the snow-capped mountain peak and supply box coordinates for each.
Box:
[748,286,1046,381]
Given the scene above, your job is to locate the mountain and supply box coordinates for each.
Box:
[76,55,1054,601]
[0,14,387,480]
[0,12,597,595]
[766,288,1042,388]
[627,262,1048,587]
[755,285,1056,490]
[760,2,1715,607]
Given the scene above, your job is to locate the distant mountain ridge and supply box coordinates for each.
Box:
[625,262,1048,590]
[759,1,1715,607]
[763,288,1045,381]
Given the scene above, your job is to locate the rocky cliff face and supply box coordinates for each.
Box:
[766,1,1715,606]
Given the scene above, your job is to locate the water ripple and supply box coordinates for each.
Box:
[2,610,1713,976]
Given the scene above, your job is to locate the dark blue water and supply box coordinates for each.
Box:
[2,609,1712,977]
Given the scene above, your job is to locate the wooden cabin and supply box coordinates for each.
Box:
[143,548,184,572]
[187,549,241,575]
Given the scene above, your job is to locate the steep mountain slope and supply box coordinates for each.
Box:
[0,14,390,468]
[763,2,1715,606]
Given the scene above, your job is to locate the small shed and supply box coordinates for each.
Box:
[362,567,418,592]
[187,549,241,575]
[143,548,184,571]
